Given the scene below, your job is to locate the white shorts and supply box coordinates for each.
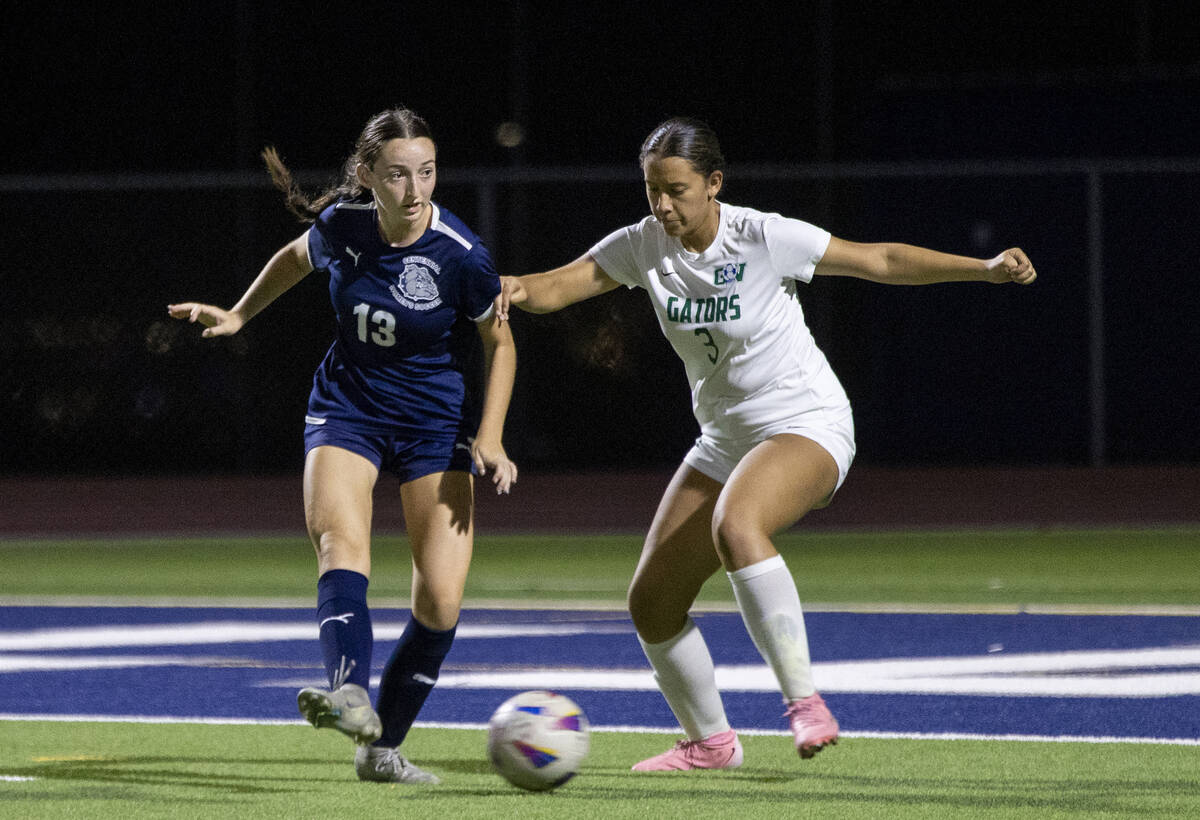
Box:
[685,373,856,492]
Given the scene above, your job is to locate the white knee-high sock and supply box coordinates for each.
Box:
[728,554,815,700]
[638,617,731,740]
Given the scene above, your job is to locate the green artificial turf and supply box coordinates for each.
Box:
[1,722,1196,819]
[3,528,1198,608]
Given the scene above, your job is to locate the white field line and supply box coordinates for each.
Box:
[4,618,1200,697]
[0,714,1197,746]
[4,596,1200,616]
[11,652,1199,698]
[257,644,1200,698]
[0,655,254,672]
[0,621,633,652]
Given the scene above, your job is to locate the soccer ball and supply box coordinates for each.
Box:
[487,690,590,791]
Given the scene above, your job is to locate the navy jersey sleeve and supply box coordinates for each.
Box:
[307,208,338,271]
[458,243,502,322]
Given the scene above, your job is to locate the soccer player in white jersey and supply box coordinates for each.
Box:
[169,108,518,785]
[495,117,1036,771]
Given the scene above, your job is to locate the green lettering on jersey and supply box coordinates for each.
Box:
[679,299,693,323]
[666,296,680,322]
[715,296,729,322]
[666,294,741,324]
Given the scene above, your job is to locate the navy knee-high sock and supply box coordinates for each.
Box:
[316,569,373,691]
[373,616,456,748]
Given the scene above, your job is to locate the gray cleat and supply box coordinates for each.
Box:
[297,683,382,745]
[355,745,441,784]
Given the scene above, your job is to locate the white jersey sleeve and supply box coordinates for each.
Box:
[588,218,654,290]
[763,216,831,283]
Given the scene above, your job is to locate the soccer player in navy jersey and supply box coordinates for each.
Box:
[169,108,516,785]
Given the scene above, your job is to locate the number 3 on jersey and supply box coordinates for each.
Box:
[694,327,719,363]
[353,302,396,347]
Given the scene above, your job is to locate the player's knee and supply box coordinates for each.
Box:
[412,571,467,630]
[627,579,666,638]
[626,577,654,631]
[309,529,369,575]
[628,577,692,643]
[414,599,461,632]
[711,508,762,566]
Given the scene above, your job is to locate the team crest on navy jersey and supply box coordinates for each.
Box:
[714,262,745,285]
[389,255,443,311]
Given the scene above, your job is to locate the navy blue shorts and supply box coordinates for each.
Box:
[303,421,476,483]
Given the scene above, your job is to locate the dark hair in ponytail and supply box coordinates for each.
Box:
[262,107,435,223]
[638,117,725,177]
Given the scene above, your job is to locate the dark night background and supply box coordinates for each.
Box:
[2,1,1198,477]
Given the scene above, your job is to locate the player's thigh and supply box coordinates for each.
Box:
[628,462,724,642]
[303,445,379,575]
[714,433,838,548]
[400,470,475,630]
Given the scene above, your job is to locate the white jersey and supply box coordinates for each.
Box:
[589,203,851,437]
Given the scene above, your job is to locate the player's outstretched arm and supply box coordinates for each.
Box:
[167,234,314,337]
[494,254,621,320]
[814,238,1037,286]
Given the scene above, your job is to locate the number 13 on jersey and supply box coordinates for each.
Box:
[353,302,396,346]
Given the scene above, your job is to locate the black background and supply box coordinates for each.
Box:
[3,1,1197,475]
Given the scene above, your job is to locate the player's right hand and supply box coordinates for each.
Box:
[471,436,518,495]
[166,302,244,338]
[493,276,526,322]
[984,248,1037,285]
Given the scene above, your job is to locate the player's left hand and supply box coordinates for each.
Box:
[472,438,518,495]
[985,248,1037,285]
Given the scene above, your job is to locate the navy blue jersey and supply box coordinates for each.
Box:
[304,196,500,438]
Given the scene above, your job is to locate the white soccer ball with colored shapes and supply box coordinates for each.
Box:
[487,690,590,791]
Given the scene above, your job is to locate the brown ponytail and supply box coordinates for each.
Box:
[262,107,436,223]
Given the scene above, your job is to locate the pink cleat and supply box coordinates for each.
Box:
[786,692,839,759]
[631,729,744,772]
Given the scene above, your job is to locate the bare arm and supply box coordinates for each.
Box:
[167,233,314,336]
[471,312,518,494]
[493,253,621,321]
[814,238,1037,286]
